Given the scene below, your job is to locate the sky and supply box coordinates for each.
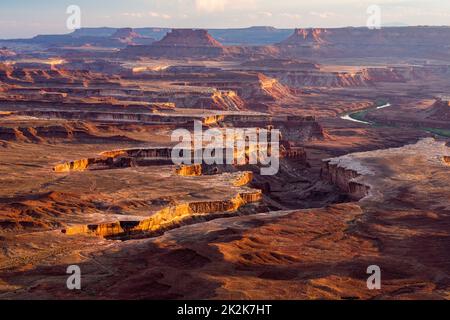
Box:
[1,0,450,38]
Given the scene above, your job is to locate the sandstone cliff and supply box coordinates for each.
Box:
[121,29,226,58]
[321,159,371,201]
[0,48,16,60]
[110,28,154,45]
[425,98,450,121]
[278,27,450,60]
[62,171,262,239]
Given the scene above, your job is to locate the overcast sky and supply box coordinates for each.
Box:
[1,0,450,38]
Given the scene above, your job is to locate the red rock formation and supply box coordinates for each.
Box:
[0,191,99,231]
[266,65,450,89]
[270,70,371,88]
[0,63,113,85]
[279,28,328,46]
[0,123,137,144]
[426,98,450,121]
[121,29,225,58]
[0,48,16,59]
[110,28,154,45]
[241,58,319,70]
[111,28,140,40]
[175,71,293,108]
[277,27,450,59]
[443,156,450,165]
[256,73,292,100]
[157,29,223,47]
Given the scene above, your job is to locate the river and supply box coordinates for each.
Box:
[340,103,391,125]
[339,102,450,138]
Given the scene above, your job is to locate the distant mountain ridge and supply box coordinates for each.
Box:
[71,26,294,45]
[276,26,450,59]
[2,26,450,61]
[1,26,293,46]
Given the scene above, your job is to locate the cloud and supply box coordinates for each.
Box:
[122,12,145,18]
[195,0,227,13]
[149,11,171,19]
[248,11,273,19]
[309,11,337,19]
[280,13,302,19]
[258,11,273,17]
[122,11,171,19]
[194,0,256,13]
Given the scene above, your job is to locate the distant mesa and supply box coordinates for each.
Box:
[121,29,226,58]
[4,25,450,60]
[71,27,118,38]
[154,29,223,48]
[7,27,154,49]
[111,28,142,41]
[278,28,328,46]
[110,28,155,46]
[277,26,450,59]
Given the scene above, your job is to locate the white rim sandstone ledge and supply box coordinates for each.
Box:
[322,138,450,202]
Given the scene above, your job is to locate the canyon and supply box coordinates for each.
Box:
[0,25,449,300]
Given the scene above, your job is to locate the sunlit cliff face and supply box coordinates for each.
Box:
[6,58,66,66]
[48,59,65,66]
[132,65,170,73]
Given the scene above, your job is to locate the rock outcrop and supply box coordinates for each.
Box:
[241,58,319,70]
[62,189,262,239]
[156,29,223,47]
[110,28,154,45]
[175,164,203,177]
[172,71,294,110]
[279,28,328,46]
[121,29,225,58]
[426,98,450,121]
[322,138,450,202]
[321,159,371,201]
[53,147,175,172]
[0,123,134,144]
[278,27,450,60]
[0,48,16,60]
[62,171,262,239]
[443,156,450,165]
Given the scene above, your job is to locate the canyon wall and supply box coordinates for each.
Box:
[321,160,370,201]
[443,156,450,165]
[278,27,450,60]
[0,123,133,143]
[62,172,262,239]
[54,147,175,172]
[121,29,226,58]
[256,65,450,89]
[426,99,450,121]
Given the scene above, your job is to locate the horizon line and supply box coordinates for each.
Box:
[2,24,450,41]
